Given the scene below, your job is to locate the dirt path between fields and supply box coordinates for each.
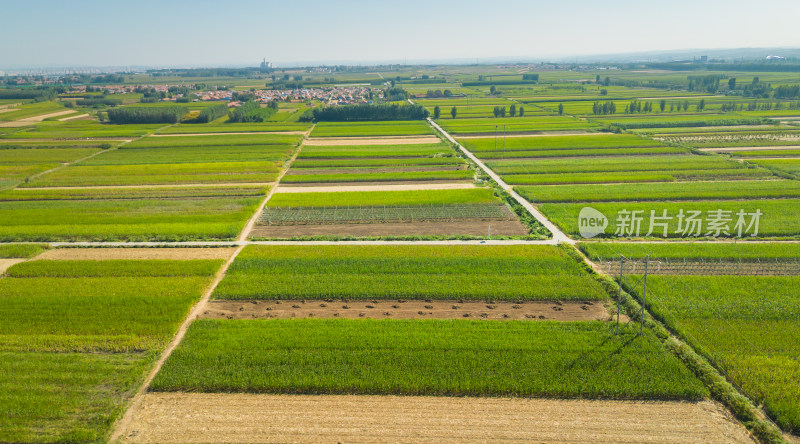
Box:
[58,114,91,121]
[250,219,530,238]
[274,182,475,193]
[34,247,237,261]
[0,138,133,143]
[0,259,25,274]
[20,183,271,190]
[0,110,78,127]
[304,136,442,146]
[203,299,613,321]
[455,131,599,139]
[119,394,754,444]
[279,179,473,187]
[150,131,307,137]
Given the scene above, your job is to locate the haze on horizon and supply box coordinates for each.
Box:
[3,0,800,68]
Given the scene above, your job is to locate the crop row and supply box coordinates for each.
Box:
[259,203,513,225]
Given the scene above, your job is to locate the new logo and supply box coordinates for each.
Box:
[578,207,608,239]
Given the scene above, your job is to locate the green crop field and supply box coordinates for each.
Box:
[310,121,434,137]
[156,122,311,134]
[0,102,68,121]
[0,196,262,241]
[212,245,606,301]
[486,155,746,175]
[0,243,46,258]
[266,188,497,207]
[519,179,799,202]
[475,146,688,159]
[0,257,219,442]
[260,203,513,225]
[298,143,451,159]
[21,161,280,187]
[280,169,473,184]
[291,156,463,168]
[151,319,706,400]
[439,116,600,134]
[461,133,664,152]
[579,241,800,261]
[625,275,800,433]
[0,184,268,201]
[540,199,800,239]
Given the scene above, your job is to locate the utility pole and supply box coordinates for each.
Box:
[503,125,506,159]
[617,257,624,335]
[640,255,649,336]
[494,125,498,156]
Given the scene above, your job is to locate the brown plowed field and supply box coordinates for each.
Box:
[203,299,613,321]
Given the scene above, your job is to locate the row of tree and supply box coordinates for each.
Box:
[310,104,429,121]
[107,106,187,124]
[425,89,454,98]
[492,105,525,117]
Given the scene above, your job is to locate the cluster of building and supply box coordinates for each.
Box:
[62,84,374,105]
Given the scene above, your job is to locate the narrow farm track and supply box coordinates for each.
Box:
[236,125,313,241]
[108,245,245,443]
[427,117,573,244]
[119,394,755,444]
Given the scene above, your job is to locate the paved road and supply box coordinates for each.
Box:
[427,118,575,244]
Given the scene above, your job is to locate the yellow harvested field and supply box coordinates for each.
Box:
[120,394,755,444]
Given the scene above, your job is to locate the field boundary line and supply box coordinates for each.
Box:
[237,125,313,241]
[426,118,572,244]
[108,244,245,443]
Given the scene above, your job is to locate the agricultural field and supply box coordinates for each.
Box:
[0,128,300,241]
[151,319,705,400]
[285,139,472,185]
[578,243,800,434]
[212,245,607,301]
[454,128,796,240]
[437,115,602,135]
[0,255,221,442]
[6,62,800,443]
[254,186,535,239]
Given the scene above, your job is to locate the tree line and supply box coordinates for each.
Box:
[308,104,429,121]
[107,106,187,124]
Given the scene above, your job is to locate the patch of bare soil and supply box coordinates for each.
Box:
[0,259,25,274]
[304,136,441,146]
[34,247,237,261]
[274,182,476,193]
[120,394,754,444]
[58,114,91,121]
[203,299,612,321]
[0,110,78,127]
[250,219,529,238]
[285,165,465,175]
[279,179,473,187]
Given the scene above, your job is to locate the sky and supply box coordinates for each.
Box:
[3,0,800,68]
